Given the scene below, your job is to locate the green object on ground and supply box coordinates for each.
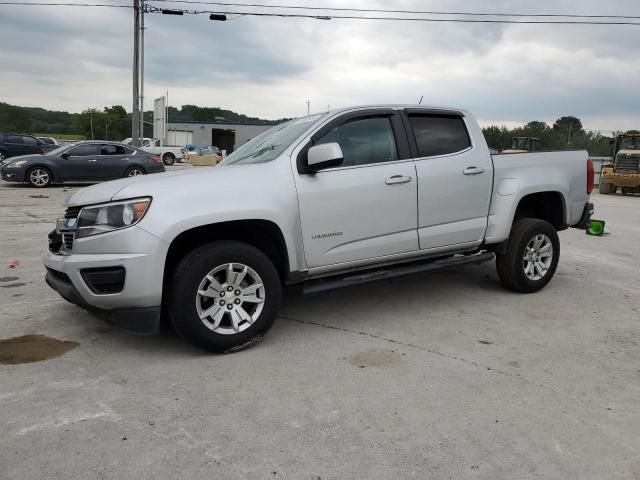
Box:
[586,219,605,236]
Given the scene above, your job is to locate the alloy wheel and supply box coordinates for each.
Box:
[523,234,553,281]
[29,168,50,187]
[195,263,266,335]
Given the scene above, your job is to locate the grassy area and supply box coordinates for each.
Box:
[34,133,85,141]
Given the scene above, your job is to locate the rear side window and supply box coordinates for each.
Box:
[408,115,471,157]
[101,144,127,155]
[7,135,23,144]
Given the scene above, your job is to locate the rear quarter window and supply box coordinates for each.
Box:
[408,115,471,157]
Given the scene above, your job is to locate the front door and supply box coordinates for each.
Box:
[57,144,100,181]
[404,111,493,250]
[293,113,419,269]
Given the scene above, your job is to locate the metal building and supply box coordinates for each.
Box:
[165,121,276,153]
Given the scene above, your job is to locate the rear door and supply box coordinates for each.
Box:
[97,144,130,179]
[293,110,419,269]
[22,136,43,155]
[404,110,493,250]
[57,144,100,181]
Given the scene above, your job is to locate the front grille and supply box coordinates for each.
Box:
[49,206,81,254]
[615,155,640,173]
[62,233,74,251]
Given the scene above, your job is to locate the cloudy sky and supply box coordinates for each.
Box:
[1,0,639,131]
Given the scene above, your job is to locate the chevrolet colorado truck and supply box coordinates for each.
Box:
[44,105,594,352]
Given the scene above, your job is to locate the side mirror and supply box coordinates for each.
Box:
[60,153,70,159]
[305,142,344,172]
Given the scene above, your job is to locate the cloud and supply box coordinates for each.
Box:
[0,0,639,131]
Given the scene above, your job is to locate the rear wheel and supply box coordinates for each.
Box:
[599,181,615,194]
[0,151,6,162]
[124,166,145,177]
[27,167,52,188]
[169,241,282,353]
[496,218,560,293]
[162,153,175,166]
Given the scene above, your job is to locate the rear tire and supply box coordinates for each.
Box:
[162,153,175,166]
[599,181,615,194]
[496,218,560,293]
[169,241,282,353]
[124,166,145,177]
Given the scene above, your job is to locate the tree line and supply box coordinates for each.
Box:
[0,102,282,141]
[482,116,617,156]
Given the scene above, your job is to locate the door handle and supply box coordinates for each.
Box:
[463,166,484,175]
[88,159,97,163]
[385,175,412,185]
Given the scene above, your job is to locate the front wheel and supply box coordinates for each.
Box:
[169,241,282,353]
[27,167,52,188]
[162,153,175,166]
[496,218,560,293]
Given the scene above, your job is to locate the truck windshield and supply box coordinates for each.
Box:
[221,115,323,166]
[619,136,640,150]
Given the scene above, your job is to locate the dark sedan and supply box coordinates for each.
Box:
[0,141,165,187]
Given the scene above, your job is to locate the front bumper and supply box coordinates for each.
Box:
[1,167,26,182]
[45,269,160,334]
[43,224,169,334]
[572,202,594,230]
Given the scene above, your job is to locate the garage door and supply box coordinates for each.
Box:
[167,130,193,146]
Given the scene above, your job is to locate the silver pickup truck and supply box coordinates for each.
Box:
[44,105,594,352]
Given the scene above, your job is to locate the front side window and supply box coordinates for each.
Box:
[315,116,398,167]
[408,115,471,157]
[68,144,98,157]
[23,136,40,146]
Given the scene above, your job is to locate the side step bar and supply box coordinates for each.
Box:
[303,251,495,295]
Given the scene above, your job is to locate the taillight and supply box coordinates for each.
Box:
[587,158,594,194]
[150,155,162,164]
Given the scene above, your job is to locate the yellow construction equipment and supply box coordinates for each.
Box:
[600,133,640,195]
[501,137,541,153]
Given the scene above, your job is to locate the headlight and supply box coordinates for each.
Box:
[6,160,27,168]
[75,197,151,239]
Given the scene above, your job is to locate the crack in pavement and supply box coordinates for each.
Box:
[279,314,512,378]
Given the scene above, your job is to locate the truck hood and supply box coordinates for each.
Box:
[65,166,264,206]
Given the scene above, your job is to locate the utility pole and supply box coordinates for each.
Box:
[139,0,145,144]
[306,100,310,116]
[132,0,140,147]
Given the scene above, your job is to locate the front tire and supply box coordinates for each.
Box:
[162,153,175,166]
[169,241,282,353]
[27,167,52,188]
[496,218,560,293]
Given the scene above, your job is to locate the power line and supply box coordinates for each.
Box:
[0,1,131,7]
[148,0,640,20]
[145,6,640,25]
